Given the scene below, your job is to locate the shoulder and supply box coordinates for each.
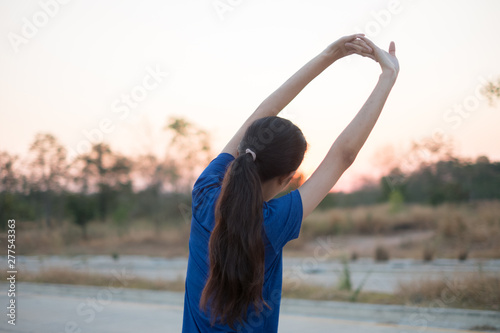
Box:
[263,189,303,253]
[191,153,235,225]
[193,153,235,192]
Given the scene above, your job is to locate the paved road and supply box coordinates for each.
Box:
[1,283,498,333]
[8,255,500,293]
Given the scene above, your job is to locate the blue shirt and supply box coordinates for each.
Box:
[182,153,303,332]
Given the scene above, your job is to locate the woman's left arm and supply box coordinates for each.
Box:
[221,34,372,157]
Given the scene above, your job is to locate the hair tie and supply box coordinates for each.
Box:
[245,148,256,161]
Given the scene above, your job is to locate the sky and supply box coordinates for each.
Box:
[1,0,499,192]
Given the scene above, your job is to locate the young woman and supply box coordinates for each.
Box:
[182,34,399,332]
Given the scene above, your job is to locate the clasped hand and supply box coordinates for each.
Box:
[327,34,400,77]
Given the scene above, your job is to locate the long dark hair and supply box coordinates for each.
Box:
[200,116,307,328]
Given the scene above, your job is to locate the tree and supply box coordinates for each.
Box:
[66,193,96,239]
[0,151,19,193]
[72,143,132,221]
[0,152,23,230]
[133,153,180,231]
[164,117,213,192]
[27,133,68,228]
[483,77,500,105]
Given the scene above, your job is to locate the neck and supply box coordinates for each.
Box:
[261,179,279,202]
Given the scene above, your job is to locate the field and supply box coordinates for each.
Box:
[7,200,500,311]
[11,200,500,261]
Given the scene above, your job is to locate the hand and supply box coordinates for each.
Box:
[354,36,400,77]
[324,34,373,60]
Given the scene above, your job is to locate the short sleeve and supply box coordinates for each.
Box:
[192,153,235,223]
[262,189,303,253]
[193,153,234,192]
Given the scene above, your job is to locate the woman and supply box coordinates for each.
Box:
[182,34,399,332]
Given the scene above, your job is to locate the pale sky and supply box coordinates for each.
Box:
[1,0,499,191]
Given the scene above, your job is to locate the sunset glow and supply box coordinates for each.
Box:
[1,0,499,192]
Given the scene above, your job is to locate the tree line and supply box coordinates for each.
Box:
[318,143,500,209]
[1,74,499,235]
[319,78,500,209]
[0,117,212,235]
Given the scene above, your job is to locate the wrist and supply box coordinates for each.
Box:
[379,69,398,84]
[322,44,342,63]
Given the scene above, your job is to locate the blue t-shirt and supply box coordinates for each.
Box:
[182,153,303,333]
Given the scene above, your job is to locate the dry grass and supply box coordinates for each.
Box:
[282,279,400,305]
[6,200,500,260]
[19,268,185,292]
[9,218,190,257]
[301,203,437,238]
[298,200,500,259]
[396,273,500,311]
[18,267,500,311]
[18,267,399,305]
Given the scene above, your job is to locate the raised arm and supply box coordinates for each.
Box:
[221,34,372,157]
[299,38,399,219]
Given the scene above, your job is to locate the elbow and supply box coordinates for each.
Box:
[330,142,358,169]
[341,149,357,169]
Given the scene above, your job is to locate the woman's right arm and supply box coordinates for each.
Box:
[298,38,399,219]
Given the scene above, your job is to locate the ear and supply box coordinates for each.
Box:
[278,171,296,186]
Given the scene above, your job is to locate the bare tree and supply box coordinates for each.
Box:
[164,116,213,192]
[0,151,21,230]
[0,151,19,193]
[27,133,68,228]
[133,153,179,232]
[134,153,178,192]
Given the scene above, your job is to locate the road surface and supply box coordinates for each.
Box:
[0,283,498,333]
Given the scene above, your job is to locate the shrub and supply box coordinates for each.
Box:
[458,249,468,261]
[374,245,389,261]
[422,246,434,262]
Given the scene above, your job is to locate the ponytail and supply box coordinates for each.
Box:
[200,152,267,328]
[200,116,307,328]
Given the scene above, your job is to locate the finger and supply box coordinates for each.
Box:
[342,33,365,43]
[345,42,369,54]
[358,36,378,51]
[389,41,396,56]
[345,47,376,61]
[350,39,373,53]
